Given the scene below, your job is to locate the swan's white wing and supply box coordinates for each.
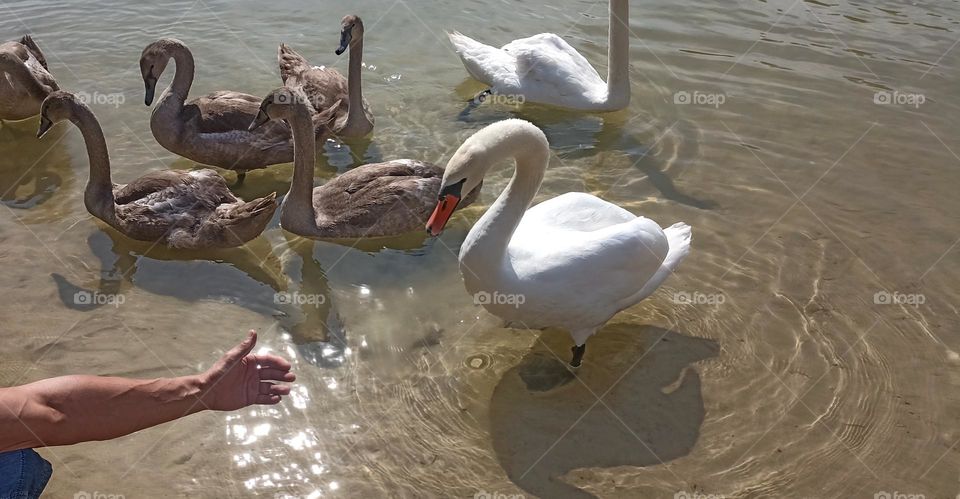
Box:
[448,32,607,108]
[517,192,635,233]
[508,193,668,309]
[505,210,669,327]
[503,33,606,104]
[448,31,518,88]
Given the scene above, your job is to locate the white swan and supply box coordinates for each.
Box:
[426,120,690,367]
[448,0,630,112]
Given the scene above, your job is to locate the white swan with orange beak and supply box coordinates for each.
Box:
[427,120,691,367]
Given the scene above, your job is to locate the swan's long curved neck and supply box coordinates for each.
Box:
[159,42,195,107]
[459,129,549,273]
[282,102,320,234]
[345,39,371,132]
[71,104,116,220]
[604,0,630,108]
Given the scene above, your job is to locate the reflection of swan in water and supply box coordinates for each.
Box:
[47,225,352,363]
[275,215,489,375]
[489,326,719,498]
[0,118,73,209]
[49,229,286,315]
[47,226,363,370]
[278,234,347,368]
[42,220,449,368]
[279,230,457,370]
[454,94,716,210]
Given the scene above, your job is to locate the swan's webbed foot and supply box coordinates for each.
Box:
[570,344,586,368]
[235,171,247,186]
[457,89,493,121]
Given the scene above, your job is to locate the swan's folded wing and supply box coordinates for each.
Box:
[115,170,232,207]
[183,92,296,151]
[447,31,519,88]
[114,171,191,204]
[278,43,310,84]
[247,122,298,153]
[4,39,58,90]
[517,192,635,233]
[315,160,442,231]
[287,67,349,118]
[197,91,262,113]
[510,215,670,312]
[509,193,670,308]
[186,92,264,133]
[30,63,57,90]
[504,33,605,99]
[324,160,441,197]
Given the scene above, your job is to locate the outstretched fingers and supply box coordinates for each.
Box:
[252,353,292,372]
[259,381,291,395]
[259,367,296,383]
[255,394,282,405]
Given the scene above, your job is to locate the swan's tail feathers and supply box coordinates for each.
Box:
[446,31,473,53]
[447,31,500,85]
[278,43,309,84]
[220,193,278,246]
[234,192,278,220]
[19,34,48,69]
[631,222,692,303]
[661,222,692,273]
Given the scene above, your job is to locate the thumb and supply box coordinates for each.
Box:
[225,330,258,363]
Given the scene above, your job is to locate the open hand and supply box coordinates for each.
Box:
[199,330,296,411]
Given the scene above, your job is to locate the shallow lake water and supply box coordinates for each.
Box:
[1,0,959,497]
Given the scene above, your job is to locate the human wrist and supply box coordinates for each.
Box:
[176,374,211,413]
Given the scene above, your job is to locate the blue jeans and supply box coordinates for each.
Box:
[0,449,52,499]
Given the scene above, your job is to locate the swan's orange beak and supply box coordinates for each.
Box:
[426,194,460,237]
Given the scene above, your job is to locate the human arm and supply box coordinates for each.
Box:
[0,331,294,452]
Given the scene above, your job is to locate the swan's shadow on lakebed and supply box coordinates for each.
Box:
[0,118,72,209]
[490,325,719,499]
